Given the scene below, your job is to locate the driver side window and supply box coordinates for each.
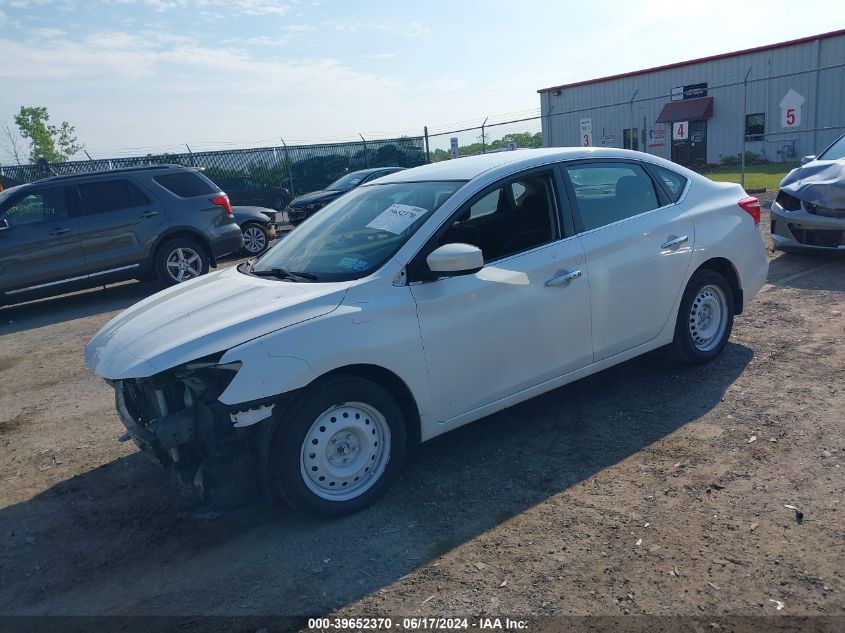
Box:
[2,188,70,227]
[439,171,559,262]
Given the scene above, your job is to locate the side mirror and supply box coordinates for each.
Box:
[0,218,9,232]
[800,155,816,165]
[426,243,484,276]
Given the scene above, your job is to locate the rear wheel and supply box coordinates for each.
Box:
[240,222,271,255]
[672,269,734,364]
[259,375,407,518]
[154,238,209,285]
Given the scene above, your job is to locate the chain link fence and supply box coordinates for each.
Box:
[2,60,841,204]
[424,115,543,162]
[0,136,426,209]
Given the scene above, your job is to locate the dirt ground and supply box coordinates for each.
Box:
[0,211,843,626]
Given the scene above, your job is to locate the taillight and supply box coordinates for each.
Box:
[738,196,761,225]
[210,194,233,216]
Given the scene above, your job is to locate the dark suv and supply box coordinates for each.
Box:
[0,165,243,306]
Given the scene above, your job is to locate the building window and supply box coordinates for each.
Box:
[745,113,765,141]
[623,128,639,151]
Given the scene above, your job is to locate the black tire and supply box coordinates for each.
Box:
[240,222,271,256]
[258,375,407,519]
[154,237,210,286]
[672,269,735,364]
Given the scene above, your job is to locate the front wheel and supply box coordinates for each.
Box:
[259,375,407,518]
[672,269,735,364]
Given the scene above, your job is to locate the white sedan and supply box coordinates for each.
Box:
[85,148,769,518]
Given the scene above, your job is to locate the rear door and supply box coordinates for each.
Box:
[75,178,169,275]
[0,185,86,298]
[561,160,694,361]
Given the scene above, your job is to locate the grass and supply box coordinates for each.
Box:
[705,161,799,192]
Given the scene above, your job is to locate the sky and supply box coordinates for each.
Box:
[1,0,843,162]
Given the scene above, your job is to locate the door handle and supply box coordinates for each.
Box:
[545,269,582,287]
[660,234,688,249]
[49,227,73,236]
[138,211,159,218]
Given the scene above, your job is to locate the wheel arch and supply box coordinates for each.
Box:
[316,364,422,448]
[692,257,743,315]
[151,228,217,268]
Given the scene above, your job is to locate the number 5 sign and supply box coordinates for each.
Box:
[780,89,805,128]
[672,121,689,140]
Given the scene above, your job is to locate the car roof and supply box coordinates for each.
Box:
[374,148,675,183]
[27,164,191,185]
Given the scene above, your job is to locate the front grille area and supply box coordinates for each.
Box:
[787,223,845,248]
[776,190,802,211]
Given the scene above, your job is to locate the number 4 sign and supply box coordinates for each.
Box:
[780,89,805,128]
[672,121,689,140]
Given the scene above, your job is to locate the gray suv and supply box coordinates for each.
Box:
[0,165,243,306]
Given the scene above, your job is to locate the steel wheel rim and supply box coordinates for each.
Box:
[242,226,267,253]
[300,402,391,501]
[165,247,202,282]
[688,284,728,352]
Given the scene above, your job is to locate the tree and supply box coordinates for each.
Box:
[13,106,83,164]
[1,121,24,165]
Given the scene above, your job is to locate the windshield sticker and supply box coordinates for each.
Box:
[366,203,428,234]
[337,256,369,271]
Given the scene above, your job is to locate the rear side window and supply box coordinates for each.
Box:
[565,162,660,232]
[650,165,688,202]
[154,172,216,197]
[78,180,150,215]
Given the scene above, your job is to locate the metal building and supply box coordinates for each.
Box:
[538,29,845,169]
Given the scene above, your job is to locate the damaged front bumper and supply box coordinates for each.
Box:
[111,357,287,506]
[771,193,845,251]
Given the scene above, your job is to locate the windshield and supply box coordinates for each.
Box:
[252,180,465,281]
[326,171,371,192]
[818,135,845,161]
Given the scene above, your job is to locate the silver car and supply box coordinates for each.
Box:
[771,133,845,252]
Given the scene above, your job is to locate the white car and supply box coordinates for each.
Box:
[85,148,769,518]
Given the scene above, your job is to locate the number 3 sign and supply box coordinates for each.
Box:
[672,121,689,140]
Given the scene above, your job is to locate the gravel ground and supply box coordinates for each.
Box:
[0,212,843,624]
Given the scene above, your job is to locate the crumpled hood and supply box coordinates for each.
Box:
[85,266,349,379]
[780,160,845,209]
[289,189,341,207]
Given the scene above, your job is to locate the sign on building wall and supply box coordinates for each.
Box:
[671,83,708,101]
[647,127,666,147]
[780,89,805,128]
[579,118,593,146]
[450,137,459,158]
[672,121,689,140]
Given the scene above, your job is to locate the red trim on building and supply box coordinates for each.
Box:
[537,29,845,94]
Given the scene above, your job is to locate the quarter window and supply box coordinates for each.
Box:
[78,180,150,215]
[1,187,70,226]
[650,164,688,202]
[566,163,660,232]
[154,172,217,197]
[440,171,558,261]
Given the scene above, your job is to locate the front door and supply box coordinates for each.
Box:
[409,169,593,423]
[671,119,708,167]
[0,185,86,300]
[562,160,694,361]
[75,178,169,275]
